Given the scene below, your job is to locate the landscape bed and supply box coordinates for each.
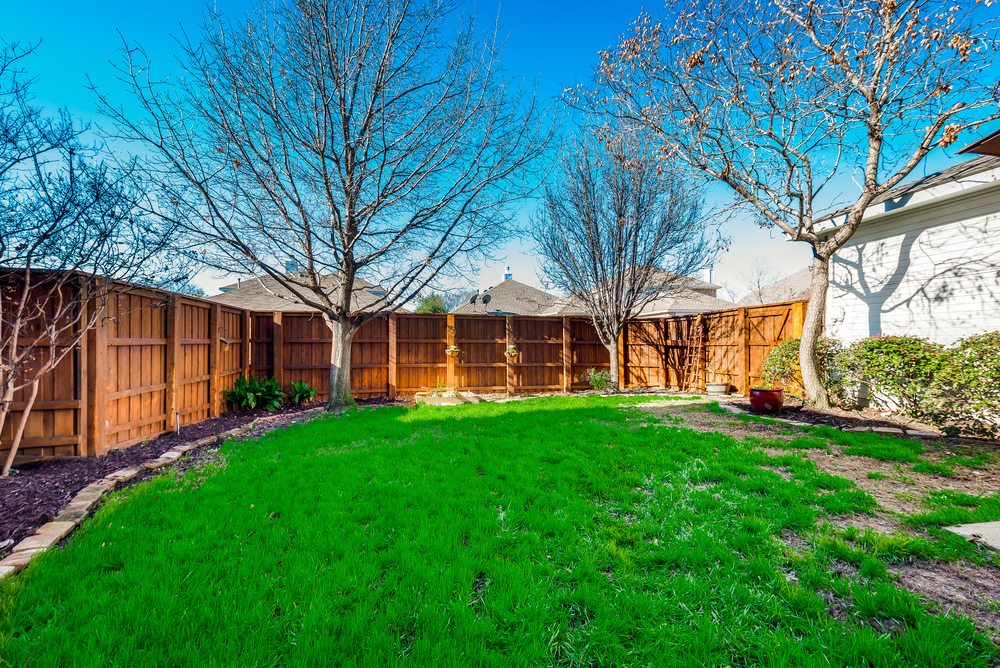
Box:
[1,395,998,667]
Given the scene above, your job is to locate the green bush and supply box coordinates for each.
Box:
[762,337,844,399]
[581,368,613,392]
[838,332,1000,438]
[224,376,285,411]
[927,332,1000,438]
[838,334,944,416]
[288,379,318,406]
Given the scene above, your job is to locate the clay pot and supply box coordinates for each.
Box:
[749,387,784,413]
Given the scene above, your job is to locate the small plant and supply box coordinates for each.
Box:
[445,345,460,356]
[288,379,317,406]
[763,337,844,399]
[581,368,613,392]
[504,345,518,357]
[224,376,286,412]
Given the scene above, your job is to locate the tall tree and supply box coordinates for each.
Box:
[581,0,1000,406]
[532,128,713,390]
[0,43,180,475]
[99,0,553,409]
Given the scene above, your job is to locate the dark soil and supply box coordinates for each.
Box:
[0,404,315,557]
[727,394,945,432]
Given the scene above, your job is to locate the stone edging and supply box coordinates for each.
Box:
[716,402,942,438]
[0,406,329,581]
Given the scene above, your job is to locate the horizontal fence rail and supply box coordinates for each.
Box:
[1,272,806,464]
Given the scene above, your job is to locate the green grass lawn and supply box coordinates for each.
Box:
[1,396,996,667]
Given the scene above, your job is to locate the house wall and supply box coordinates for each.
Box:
[827,181,1000,345]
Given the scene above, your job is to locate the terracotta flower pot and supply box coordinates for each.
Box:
[749,387,784,414]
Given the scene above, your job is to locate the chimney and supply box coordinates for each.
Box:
[504,266,512,281]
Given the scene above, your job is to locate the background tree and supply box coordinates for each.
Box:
[583,0,1000,406]
[415,293,449,314]
[99,0,552,409]
[722,259,784,304]
[0,43,179,475]
[532,128,714,390]
[441,290,478,312]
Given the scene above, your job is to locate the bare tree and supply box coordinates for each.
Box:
[97,0,553,409]
[580,0,1000,406]
[723,259,784,304]
[0,43,180,475]
[532,128,714,390]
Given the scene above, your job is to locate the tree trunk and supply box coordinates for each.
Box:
[2,379,39,476]
[326,318,357,411]
[608,343,621,392]
[800,255,831,408]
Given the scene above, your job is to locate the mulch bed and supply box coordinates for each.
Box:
[0,404,317,557]
[726,395,948,433]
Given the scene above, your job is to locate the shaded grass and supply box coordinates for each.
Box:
[0,396,994,667]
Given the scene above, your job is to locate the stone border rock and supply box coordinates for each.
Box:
[0,406,329,581]
[717,402,943,439]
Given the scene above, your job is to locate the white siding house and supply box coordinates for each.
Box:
[817,155,1000,345]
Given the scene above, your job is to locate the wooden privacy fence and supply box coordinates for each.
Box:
[3,285,250,466]
[251,300,808,400]
[2,282,806,464]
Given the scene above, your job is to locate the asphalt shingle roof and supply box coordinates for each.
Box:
[736,267,812,306]
[451,279,558,315]
[209,273,389,313]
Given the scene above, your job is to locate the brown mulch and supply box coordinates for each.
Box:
[0,404,317,557]
[726,394,946,433]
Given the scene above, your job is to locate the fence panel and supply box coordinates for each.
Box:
[455,316,505,391]
[512,317,564,391]
[397,314,447,392]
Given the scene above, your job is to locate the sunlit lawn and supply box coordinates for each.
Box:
[1,396,995,667]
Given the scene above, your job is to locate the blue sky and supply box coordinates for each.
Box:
[4,0,991,298]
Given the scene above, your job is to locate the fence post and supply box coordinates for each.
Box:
[505,316,514,395]
[272,312,284,389]
[739,307,750,395]
[617,327,627,389]
[562,316,571,392]
[388,313,397,398]
[165,298,180,433]
[446,314,456,388]
[77,284,89,457]
[209,303,221,417]
[86,294,108,457]
[240,309,250,379]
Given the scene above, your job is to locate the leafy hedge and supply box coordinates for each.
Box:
[838,333,1000,438]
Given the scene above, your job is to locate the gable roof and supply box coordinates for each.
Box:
[209,273,390,312]
[737,267,812,306]
[450,279,558,315]
[645,269,721,290]
[541,287,734,317]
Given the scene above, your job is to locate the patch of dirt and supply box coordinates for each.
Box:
[894,560,1000,640]
[727,394,942,433]
[0,404,317,557]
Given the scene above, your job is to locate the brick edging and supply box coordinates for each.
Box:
[0,406,330,580]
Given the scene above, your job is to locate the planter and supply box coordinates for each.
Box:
[749,387,784,414]
[504,354,518,362]
[445,349,460,358]
[706,382,729,396]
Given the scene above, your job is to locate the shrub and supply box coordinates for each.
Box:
[289,379,318,406]
[762,337,844,400]
[926,332,1000,438]
[224,376,285,411]
[838,335,944,416]
[581,368,613,392]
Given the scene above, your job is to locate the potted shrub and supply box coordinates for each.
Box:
[503,344,518,361]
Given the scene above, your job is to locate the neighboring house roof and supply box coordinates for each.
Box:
[541,287,735,317]
[958,128,1000,157]
[814,155,1000,234]
[644,269,721,291]
[736,267,812,306]
[209,273,391,312]
[451,279,558,315]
